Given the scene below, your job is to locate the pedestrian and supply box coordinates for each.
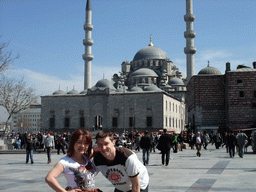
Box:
[93,130,149,192]
[195,132,203,157]
[45,129,102,192]
[25,134,36,164]
[227,131,237,158]
[178,133,184,151]
[236,131,248,158]
[135,132,141,152]
[156,129,173,166]
[140,130,152,165]
[202,132,209,150]
[173,133,178,153]
[44,132,55,164]
[56,134,66,155]
[215,133,222,149]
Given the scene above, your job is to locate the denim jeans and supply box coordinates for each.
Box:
[26,149,34,163]
[142,148,150,164]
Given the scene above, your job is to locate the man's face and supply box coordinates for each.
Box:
[97,136,115,160]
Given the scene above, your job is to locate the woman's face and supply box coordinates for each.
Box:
[74,135,90,155]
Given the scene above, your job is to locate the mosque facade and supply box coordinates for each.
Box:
[41,0,188,133]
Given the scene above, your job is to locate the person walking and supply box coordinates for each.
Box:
[173,133,178,153]
[44,132,55,164]
[140,130,152,165]
[25,134,36,164]
[94,130,149,192]
[156,129,173,166]
[215,133,222,149]
[195,132,203,157]
[56,134,66,155]
[236,131,248,158]
[178,133,184,151]
[227,131,237,158]
[202,132,210,150]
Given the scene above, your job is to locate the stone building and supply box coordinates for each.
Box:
[41,0,190,133]
[187,62,256,134]
[11,104,41,133]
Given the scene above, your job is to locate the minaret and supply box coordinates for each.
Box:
[184,0,196,83]
[83,0,94,89]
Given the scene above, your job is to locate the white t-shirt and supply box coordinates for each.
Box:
[59,155,98,189]
[94,147,149,191]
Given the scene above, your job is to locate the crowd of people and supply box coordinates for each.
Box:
[3,128,253,191]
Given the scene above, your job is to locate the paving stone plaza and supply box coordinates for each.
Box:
[1,144,256,192]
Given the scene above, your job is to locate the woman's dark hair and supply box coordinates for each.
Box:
[67,129,92,157]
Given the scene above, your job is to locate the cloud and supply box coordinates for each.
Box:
[3,64,120,97]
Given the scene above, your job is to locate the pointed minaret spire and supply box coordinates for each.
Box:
[148,34,153,46]
[184,0,196,84]
[83,0,94,90]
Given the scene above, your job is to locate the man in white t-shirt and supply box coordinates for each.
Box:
[94,130,149,192]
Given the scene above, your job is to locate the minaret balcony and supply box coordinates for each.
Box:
[184,14,195,22]
[184,47,196,54]
[184,31,196,38]
[84,24,93,31]
[83,38,94,46]
[83,54,94,61]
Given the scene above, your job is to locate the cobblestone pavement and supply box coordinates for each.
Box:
[0,144,256,192]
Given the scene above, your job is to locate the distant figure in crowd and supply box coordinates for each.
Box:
[157,129,173,166]
[173,133,178,153]
[178,133,184,151]
[56,134,66,155]
[227,131,237,158]
[25,134,36,164]
[94,130,149,192]
[202,132,210,150]
[215,133,222,149]
[140,130,152,165]
[195,132,203,157]
[44,132,55,164]
[236,131,248,158]
[45,129,102,192]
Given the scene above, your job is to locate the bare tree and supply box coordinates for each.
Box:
[0,38,18,74]
[0,76,38,137]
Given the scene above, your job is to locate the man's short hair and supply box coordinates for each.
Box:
[96,130,114,141]
[163,129,167,133]
[144,130,148,135]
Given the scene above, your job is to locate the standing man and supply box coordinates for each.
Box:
[25,134,36,164]
[156,129,173,166]
[139,131,152,165]
[227,131,237,158]
[44,132,55,164]
[236,131,247,158]
[94,130,149,192]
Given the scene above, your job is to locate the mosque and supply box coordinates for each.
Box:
[40,0,199,133]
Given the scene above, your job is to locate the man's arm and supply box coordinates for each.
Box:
[129,175,140,192]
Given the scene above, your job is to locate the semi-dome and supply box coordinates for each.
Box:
[130,68,158,78]
[52,89,66,95]
[198,65,222,75]
[168,77,184,85]
[129,86,143,92]
[144,84,163,92]
[67,89,79,95]
[133,45,170,61]
[95,78,116,89]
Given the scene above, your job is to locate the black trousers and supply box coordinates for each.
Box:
[161,149,170,165]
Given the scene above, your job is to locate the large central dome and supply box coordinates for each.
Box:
[133,45,170,61]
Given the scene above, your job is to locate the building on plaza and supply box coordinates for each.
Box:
[187,62,256,134]
[41,0,188,133]
[10,104,41,133]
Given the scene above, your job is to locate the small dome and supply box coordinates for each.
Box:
[67,89,79,95]
[144,84,163,92]
[130,68,158,78]
[168,78,184,85]
[52,90,66,95]
[130,86,143,92]
[133,46,170,61]
[198,65,222,75]
[95,79,116,90]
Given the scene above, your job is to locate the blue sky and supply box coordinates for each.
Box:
[0,0,256,120]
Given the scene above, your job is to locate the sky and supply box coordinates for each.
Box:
[0,0,256,121]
